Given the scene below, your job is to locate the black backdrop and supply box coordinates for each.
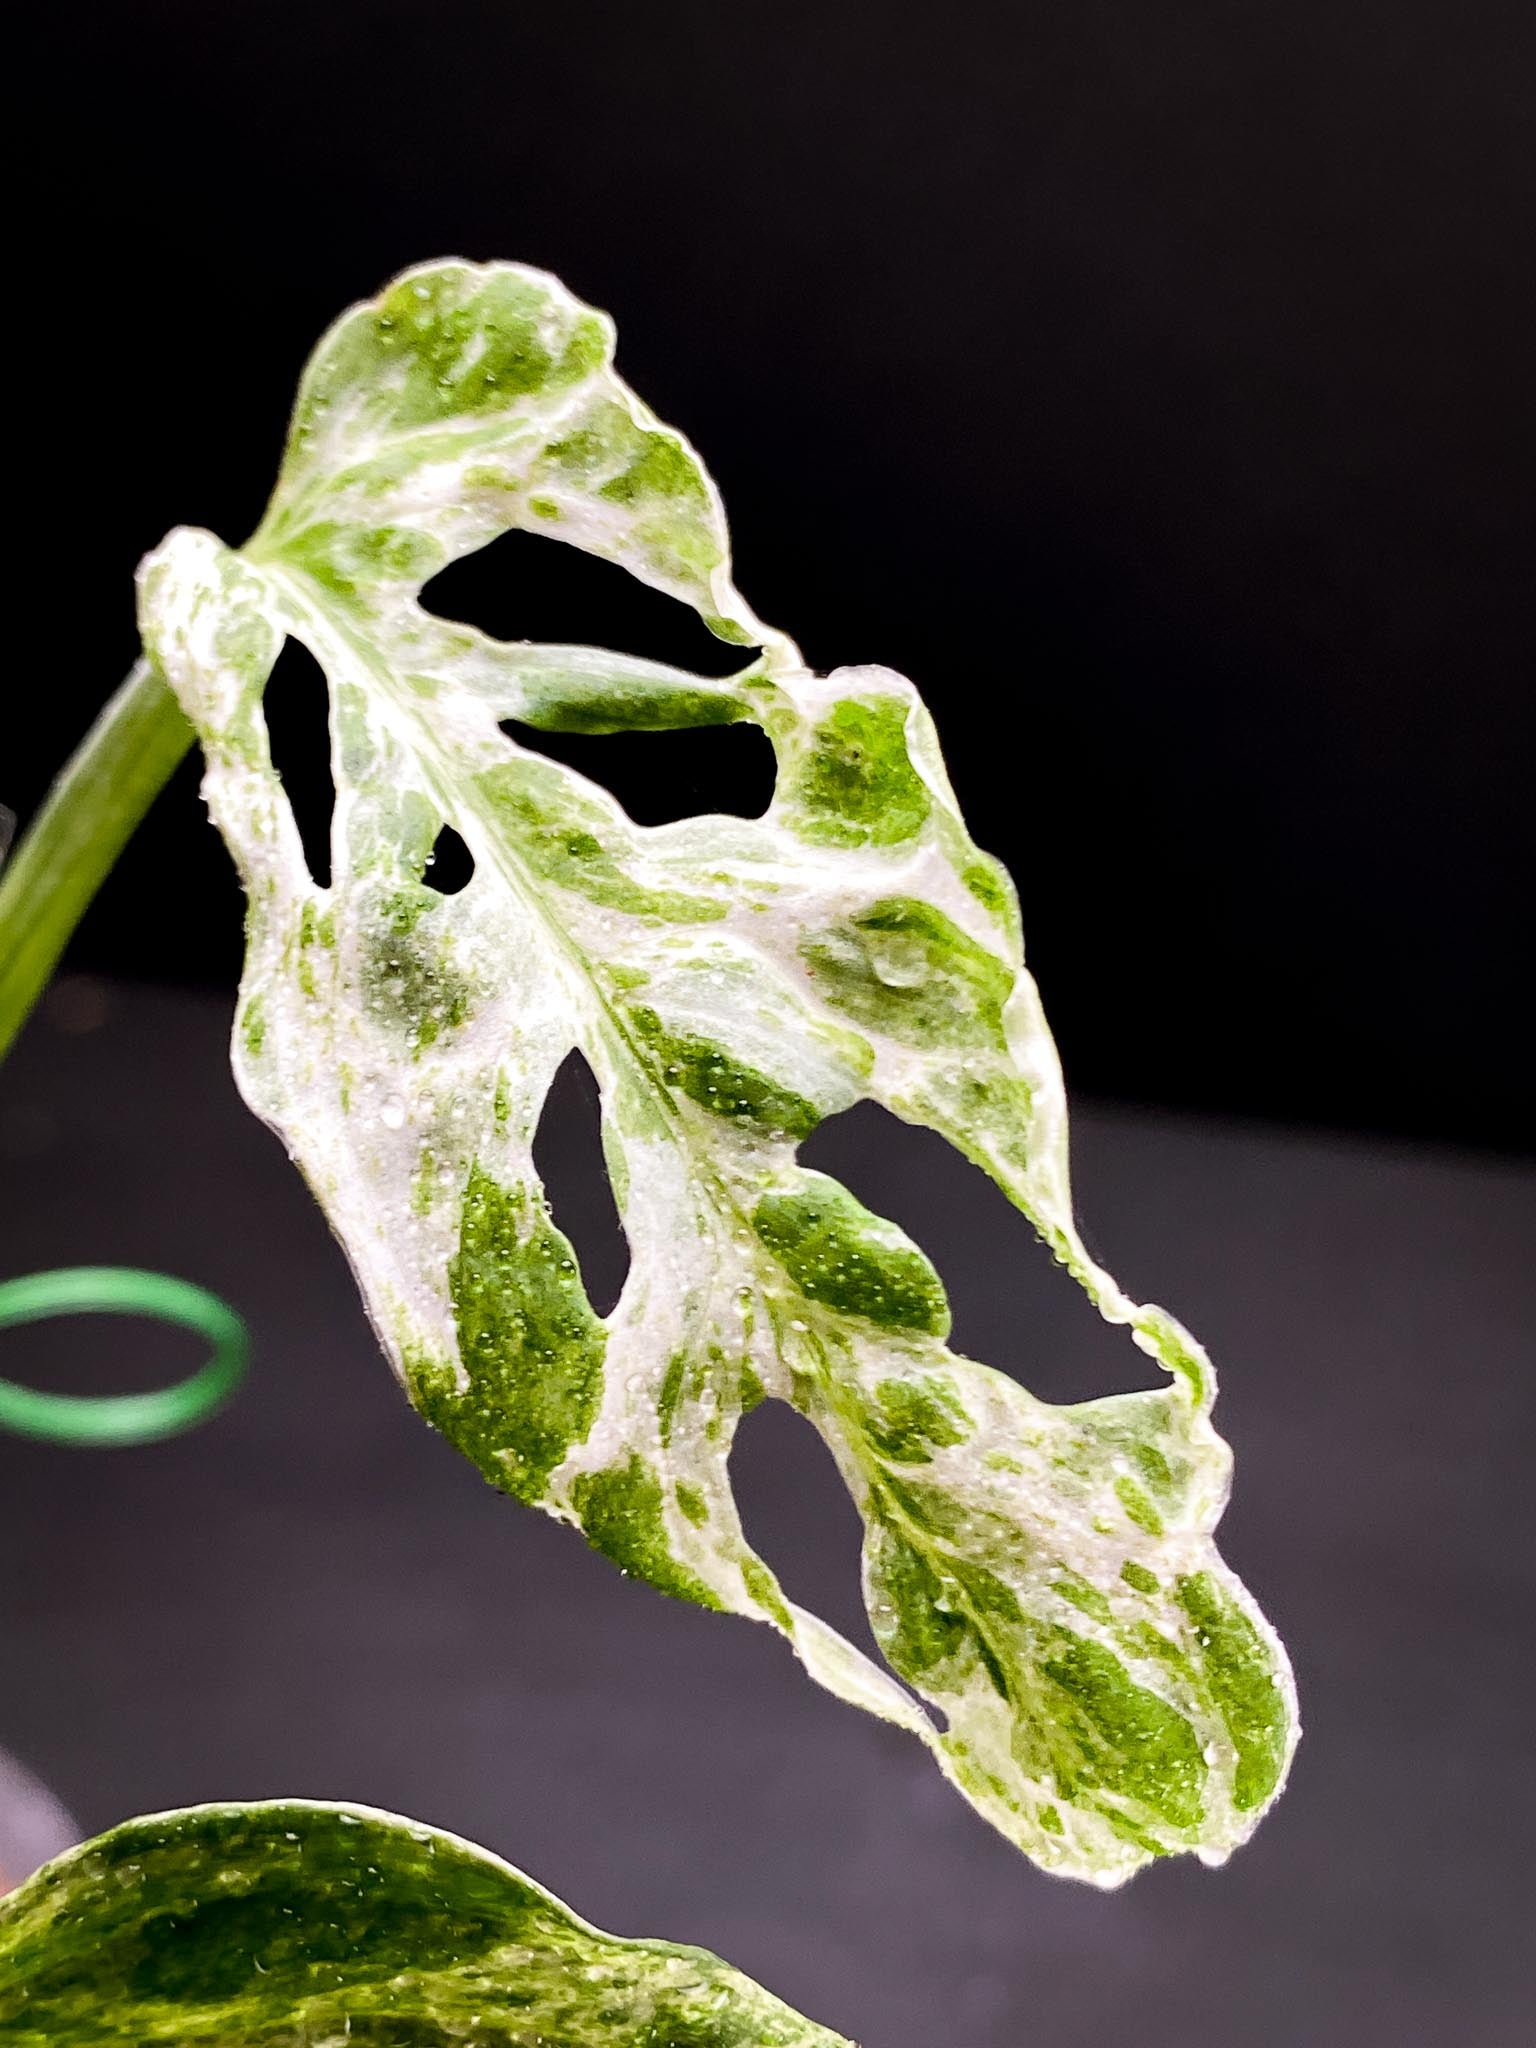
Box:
[12,0,1532,1149]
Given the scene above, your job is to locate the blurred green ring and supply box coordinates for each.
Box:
[0,1267,248,1446]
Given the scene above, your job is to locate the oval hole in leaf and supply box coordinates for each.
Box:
[801,1102,1163,1403]
[728,1399,883,1665]
[532,1051,630,1317]
[261,636,335,888]
[424,823,475,896]
[502,720,777,827]
[421,527,752,678]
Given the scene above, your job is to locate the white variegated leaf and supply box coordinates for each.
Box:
[138,260,1297,1887]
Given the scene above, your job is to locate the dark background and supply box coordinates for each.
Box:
[3,989,1533,2046]
[5,14,1535,2042]
[11,0,1533,1150]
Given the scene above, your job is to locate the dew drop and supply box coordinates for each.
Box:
[869,937,928,989]
[379,1096,406,1129]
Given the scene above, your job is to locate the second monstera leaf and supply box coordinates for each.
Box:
[139,259,1297,1887]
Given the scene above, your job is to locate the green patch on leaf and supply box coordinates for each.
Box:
[597,428,709,509]
[1115,1476,1166,1536]
[572,1455,724,1609]
[960,854,1018,929]
[477,760,726,922]
[676,1480,710,1526]
[1041,1632,1207,1831]
[863,1373,972,1462]
[657,1350,690,1446]
[1178,1571,1290,1811]
[868,1520,969,1682]
[523,682,747,734]
[755,1177,949,1335]
[786,694,931,848]
[365,889,474,1049]
[1053,1571,1114,1624]
[630,1005,822,1138]
[238,993,266,1059]
[411,1166,605,1504]
[280,520,445,605]
[740,1555,794,1630]
[802,897,1014,1048]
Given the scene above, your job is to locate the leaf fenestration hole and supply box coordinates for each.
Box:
[424,823,475,896]
[728,1399,883,1665]
[801,1102,1164,1403]
[501,720,777,827]
[261,636,335,888]
[532,1052,630,1317]
[421,528,750,678]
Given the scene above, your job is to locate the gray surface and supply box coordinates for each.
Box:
[1,982,1531,2045]
[0,1747,77,1890]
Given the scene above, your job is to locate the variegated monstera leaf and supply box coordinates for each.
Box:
[0,1802,848,2045]
[139,260,1297,1886]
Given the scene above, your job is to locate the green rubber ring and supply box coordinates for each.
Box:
[0,1267,249,1446]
